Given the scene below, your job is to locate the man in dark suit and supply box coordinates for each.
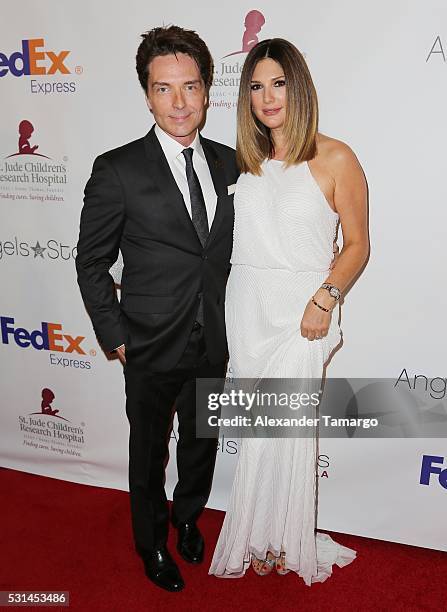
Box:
[76,25,238,593]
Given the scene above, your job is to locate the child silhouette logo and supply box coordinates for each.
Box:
[29,388,69,420]
[19,120,39,154]
[41,388,59,415]
[224,10,266,57]
[7,120,49,158]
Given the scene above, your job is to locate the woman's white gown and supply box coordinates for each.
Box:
[208,159,356,585]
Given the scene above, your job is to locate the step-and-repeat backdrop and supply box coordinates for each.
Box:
[1,1,446,552]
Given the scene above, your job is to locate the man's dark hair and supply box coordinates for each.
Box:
[136,25,214,93]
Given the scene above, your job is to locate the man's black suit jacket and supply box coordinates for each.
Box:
[76,126,239,371]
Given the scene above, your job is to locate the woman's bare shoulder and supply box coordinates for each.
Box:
[315,134,365,183]
[316,133,358,164]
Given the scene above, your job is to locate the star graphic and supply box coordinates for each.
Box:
[31,241,46,258]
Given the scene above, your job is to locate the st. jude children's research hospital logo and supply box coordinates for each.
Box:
[7,119,49,158]
[19,387,85,458]
[0,120,68,203]
[0,37,82,94]
[210,10,266,110]
[0,315,96,370]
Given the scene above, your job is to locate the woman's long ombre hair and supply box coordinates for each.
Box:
[236,38,318,175]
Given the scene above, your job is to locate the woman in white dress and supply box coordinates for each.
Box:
[209,38,369,584]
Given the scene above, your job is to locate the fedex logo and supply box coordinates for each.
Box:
[0,316,85,354]
[420,455,447,490]
[0,39,70,77]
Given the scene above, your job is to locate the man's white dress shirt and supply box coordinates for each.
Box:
[154,124,217,226]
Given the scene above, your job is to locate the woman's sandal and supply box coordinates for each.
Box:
[251,552,276,576]
[276,551,290,575]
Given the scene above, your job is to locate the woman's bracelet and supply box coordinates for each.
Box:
[311,296,333,312]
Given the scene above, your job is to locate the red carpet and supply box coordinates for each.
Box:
[1,467,445,611]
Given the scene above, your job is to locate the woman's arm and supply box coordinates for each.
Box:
[301,141,369,340]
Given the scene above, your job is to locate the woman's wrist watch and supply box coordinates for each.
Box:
[321,283,341,301]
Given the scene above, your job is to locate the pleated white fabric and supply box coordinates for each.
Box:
[208,160,356,585]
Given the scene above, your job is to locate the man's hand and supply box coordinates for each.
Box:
[115,344,126,365]
[330,241,340,270]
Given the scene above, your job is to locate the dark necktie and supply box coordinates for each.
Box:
[182,148,209,246]
[182,147,208,326]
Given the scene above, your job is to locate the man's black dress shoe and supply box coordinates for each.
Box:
[175,522,204,564]
[142,546,184,592]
